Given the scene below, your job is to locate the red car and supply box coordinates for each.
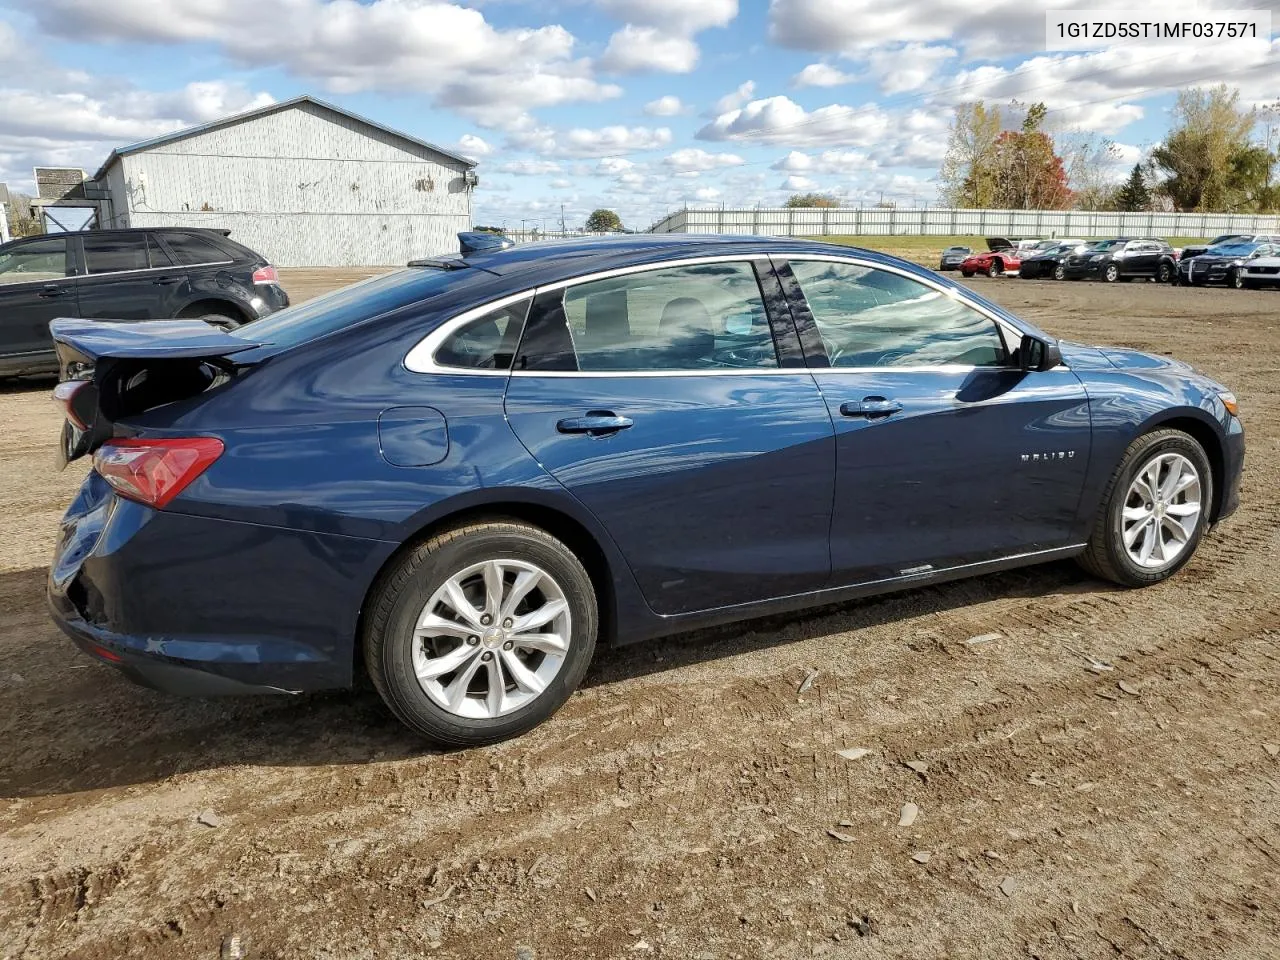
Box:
[959,244,1021,278]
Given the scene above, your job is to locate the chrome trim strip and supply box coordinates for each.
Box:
[403,289,535,375]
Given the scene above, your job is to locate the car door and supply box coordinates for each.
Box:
[75,232,189,320]
[777,256,1093,586]
[502,258,837,616]
[1127,241,1160,276]
[0,236,78,362]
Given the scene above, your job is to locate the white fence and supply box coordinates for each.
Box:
[647,207,1280,238]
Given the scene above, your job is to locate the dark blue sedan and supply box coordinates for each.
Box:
[47,235,1245,745]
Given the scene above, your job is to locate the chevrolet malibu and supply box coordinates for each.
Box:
[47,235,1245,746]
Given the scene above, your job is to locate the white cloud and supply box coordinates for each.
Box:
[497,159,563,175]
[601,26,699,73]
[596,156,636,174]
[663,148,745,173]
[30,0,621,129]
[549,177,574,188]
[863,43,955,94]
[644,95,687,116]
[456,133,492,157]
[515,125,673,158]
[710,81,756,115]
[781,174,818,190]
[593,0,737,34]
[771,149,869,174]
[791,63,854,88]
[693,186,721,201]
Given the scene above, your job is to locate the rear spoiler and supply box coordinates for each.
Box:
[51,318,263,464]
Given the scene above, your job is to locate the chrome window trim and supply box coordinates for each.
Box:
[403,251,1062,377]
[403,290,535,375]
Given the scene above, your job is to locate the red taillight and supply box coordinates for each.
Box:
[53,380,92,430]
[93,437,224,508]
[252,264,279,284]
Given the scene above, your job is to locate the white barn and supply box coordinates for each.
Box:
[90,96,478,267]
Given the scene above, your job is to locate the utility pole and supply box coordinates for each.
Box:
[560,204,566,234]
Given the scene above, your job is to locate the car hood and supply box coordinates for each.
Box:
[1191,254,1247,265]
[1058,341,1191,374]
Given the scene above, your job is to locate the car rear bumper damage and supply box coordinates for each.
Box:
[47,471,395,696]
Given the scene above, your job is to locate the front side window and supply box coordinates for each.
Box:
[434,298,531,370]
[0,239,69,285]
[83,234,151,274]
[558,261,778,372]
[789,260,1006,368]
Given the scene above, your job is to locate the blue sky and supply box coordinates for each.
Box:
[1,0,1276,231]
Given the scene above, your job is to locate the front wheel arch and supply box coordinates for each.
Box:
[1136,414,1227,523]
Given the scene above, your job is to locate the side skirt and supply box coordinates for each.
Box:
[618,543,1088,646]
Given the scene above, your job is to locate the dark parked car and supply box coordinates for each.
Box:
[0,227,287,377]
[1177,241,1278,288]
[47,234,1244,746]
[938,245,971,271]
[1062,238,1178,283]
[1017,241,1089,280]
[1179,233,1280,262]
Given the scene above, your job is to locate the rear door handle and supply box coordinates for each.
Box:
[557,413,633,436]
[38,284,68,298]
[840,397,903,418]
[152,276,182,286]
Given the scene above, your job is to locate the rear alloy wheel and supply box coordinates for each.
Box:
[363,521,597,745]
[986,260,1001,278]
[1157,261,1173,283]
[1228,267,1244,289]
[1077,430,1212,587]
[1053,263,1066,280]
[1102,263,1120,282]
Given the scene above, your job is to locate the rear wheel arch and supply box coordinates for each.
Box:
[178,298,249,323]
[354,500,619,682]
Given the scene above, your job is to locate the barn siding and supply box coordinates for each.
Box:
[107,101,473,266]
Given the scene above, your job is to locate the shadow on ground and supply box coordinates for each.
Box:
[0,559,1101,800]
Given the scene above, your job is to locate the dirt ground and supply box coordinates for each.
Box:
[2,269,1278,960]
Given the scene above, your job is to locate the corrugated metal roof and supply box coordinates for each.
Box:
[91,95,477,181]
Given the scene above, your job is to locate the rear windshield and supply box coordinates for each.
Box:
[230,268,461,347]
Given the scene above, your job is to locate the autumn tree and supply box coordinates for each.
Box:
[585,209,624,232]
[784,193,839,208]
[1060,132,1122,211]
[990,103,1072,209]
[938,101,1002,207]
[1151,85,1259,210]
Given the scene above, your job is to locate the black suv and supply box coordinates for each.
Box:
[1062,237,1179,283]
[0,227,288,376]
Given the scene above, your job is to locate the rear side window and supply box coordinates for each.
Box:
[163,232,231,265]
[790,260,1006,368]
[434,298,531,370]
[557,261,778,372]
[83,234,150,274]
[0,238,69,284]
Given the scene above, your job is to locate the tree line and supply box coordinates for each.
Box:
[938,85,1280,214]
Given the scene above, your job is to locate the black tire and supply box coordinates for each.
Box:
[363,520,598,746]
[1102,262,1120,283]
[1228,268,1244,289]
[1156,261,1173,283]
[1076,429,1213,587]
[986,260,1002,278]
[961,270,974,278]
[1242,278,1259,290]
[1053,263,1066,280]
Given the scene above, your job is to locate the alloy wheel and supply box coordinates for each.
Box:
[1118,453,1202,569]
[412,559,572,719]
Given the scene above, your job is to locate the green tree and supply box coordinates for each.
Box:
[784,193,839,208]
[585,209,624,232]
[1114,163,1152,211]
[1151,85,1256,210]
[938,101,1003,207]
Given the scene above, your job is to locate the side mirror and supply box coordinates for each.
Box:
[1019,334,1062,372]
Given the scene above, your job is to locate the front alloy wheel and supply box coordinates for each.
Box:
[1103,262,1120,282]
[986,261,1001,278]
[1053,263,1066,280]
[1228,267,1244,289]
[1077,429,1213,586]
[364,520,598,745]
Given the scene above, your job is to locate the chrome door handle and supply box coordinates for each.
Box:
[557,414,633,436]
[840,398,903,418]
[38,284,68,298]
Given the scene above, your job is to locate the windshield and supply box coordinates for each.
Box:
[1208,242,1261,257]
[1210,234,1247,246]
[1089,240,1125,252]
[1038,244,1073,256]
[944,246,970,254]
[230,267,461,346]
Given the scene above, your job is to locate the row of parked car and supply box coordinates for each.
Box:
[939,234,1280,289]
